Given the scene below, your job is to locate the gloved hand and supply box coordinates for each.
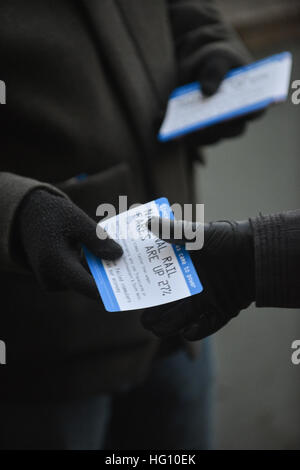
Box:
[141,216,255,340]
[17,189,123,299]
[197,50,245,97]
[185,50,263,146]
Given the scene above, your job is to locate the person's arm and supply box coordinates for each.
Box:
[0,172,66,272]
[167,0,250,90]
[166,0,264,146]
[0,172,123,298]
[252,211,300,308]
[141,211,300,340]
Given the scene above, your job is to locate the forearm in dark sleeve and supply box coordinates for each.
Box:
[0,172,66,272]
[251,210,300,308]
[167,0,250,83]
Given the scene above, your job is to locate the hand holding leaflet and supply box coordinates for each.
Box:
[84,198,202,312]
[159,52,292,142]
[142,217,254,340]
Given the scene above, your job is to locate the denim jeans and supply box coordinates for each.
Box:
[0,339,213,450]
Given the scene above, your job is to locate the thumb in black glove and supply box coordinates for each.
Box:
[185,50,264,146]
[141,216,255,340]
[17,189,123,299]
[198,51,245,97]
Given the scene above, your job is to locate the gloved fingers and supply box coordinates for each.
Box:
[148,217,204,248]
[72,209,123,260]
[34,247,99,299]
[185,125,223,146]
[89,224,123,260]
[61,254,99,299]
[141,290,213,338]
[148,217,240,258]
[182,307,228,341]
[141,297,200,337]
[198,54,245,97]
[244,108,266,121]
[219,111,264,131]
[182,316,213,341]
[141,299,185,331]
[193,108,264,144]
[185,117,247,147]
[219,119,247,139]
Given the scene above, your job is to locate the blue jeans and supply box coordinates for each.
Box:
[0,340,213,449]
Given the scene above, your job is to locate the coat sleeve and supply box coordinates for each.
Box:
[251,211,300,308]
[167,0,250,83]
[0,172,67,272]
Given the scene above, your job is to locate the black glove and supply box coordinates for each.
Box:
[141,217,255,340]
[17,189,123,299]
[198,50,245,97]
[185,50,263,146]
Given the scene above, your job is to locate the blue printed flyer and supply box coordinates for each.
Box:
[159,52,292,141]
[84,198,203,312]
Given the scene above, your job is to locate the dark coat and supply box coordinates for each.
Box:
[0,0,246,400]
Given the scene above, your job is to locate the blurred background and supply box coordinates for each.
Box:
[197,0,300,449]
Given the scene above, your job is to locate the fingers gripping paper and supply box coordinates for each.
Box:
[159,52,292,141]
[84,198,203,312]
